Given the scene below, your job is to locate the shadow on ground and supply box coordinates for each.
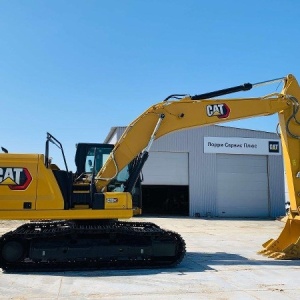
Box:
[3,251,300,277]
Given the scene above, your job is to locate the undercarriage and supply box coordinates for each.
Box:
[0,220,186,272]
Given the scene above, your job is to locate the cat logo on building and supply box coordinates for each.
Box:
[0,167,32,190]
[206,103,230,119]
[269,141,280,153]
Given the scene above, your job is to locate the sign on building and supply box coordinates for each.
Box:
[204,137,281,155]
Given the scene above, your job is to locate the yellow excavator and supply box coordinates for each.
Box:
[1,74,300,271]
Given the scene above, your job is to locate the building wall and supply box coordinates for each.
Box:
[105,125,285,218]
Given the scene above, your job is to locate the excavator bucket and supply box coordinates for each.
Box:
[259,217,300,259]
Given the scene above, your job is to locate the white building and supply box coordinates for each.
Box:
[104,125,285,218]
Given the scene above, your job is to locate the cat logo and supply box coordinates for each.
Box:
[206,103,230,119]
[0,167,32,190]
[269,141,280,153]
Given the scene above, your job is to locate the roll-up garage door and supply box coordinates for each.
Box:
[216,154,269,217]
[142,152,189,185]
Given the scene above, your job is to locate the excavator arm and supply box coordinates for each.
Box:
[96,74,300,259]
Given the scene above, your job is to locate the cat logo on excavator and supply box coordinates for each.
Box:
[0,167,32,190]
[206,103,230,118]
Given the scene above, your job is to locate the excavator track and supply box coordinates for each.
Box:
[0,220,186,272]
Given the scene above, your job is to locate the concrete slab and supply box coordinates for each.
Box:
[1,217,300,299]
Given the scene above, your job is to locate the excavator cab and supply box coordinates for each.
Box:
[45,134,142,210]
[74,143,113,176]
[74,143,136,192]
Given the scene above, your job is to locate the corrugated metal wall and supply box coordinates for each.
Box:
[106,125,285,218]
[268,155,285,217]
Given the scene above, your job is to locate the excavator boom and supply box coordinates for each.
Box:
[96,77,291,191]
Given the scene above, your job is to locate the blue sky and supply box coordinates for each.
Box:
[0,0,299,170]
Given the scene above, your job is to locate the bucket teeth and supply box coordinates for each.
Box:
[257,249,272,256]
[258,248,287,259]
[258,219,300,260]
[268,252,283,259]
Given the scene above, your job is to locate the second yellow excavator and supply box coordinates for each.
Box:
[1,74,300,271]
